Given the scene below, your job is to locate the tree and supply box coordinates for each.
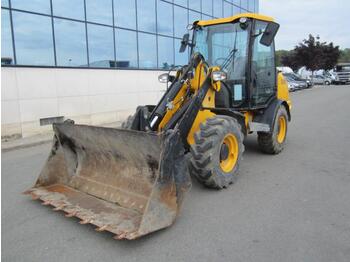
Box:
[339,48,350,63]
[294,35,340,73]
[320,42,340,70]
[275,50,289,67]
[280,51,299,71]
[278,35,340,81]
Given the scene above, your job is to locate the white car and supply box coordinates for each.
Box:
[312,75,332,85]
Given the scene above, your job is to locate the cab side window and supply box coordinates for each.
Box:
[251,21,276,106]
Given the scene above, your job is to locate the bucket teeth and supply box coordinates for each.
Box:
[30,193,40,200]
[22,189,33,195]
[95,225,108,232]
[53,204,66,211]
[79,219,91,225]
[65,211,78,218]
[113,233,127,240]
[42,200,51,206]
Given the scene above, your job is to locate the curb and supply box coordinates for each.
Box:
[2,121,122,152]
[2,137,53,152]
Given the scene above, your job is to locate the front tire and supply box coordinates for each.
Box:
[257,106,288,154]
[189,116,244,189]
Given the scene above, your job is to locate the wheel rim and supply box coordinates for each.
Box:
[219,134,239,173]
[277,116,287,143]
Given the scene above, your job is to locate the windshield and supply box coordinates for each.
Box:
[192,21,250,106]
[285,73,302,81]
[336,65,350,72]
[193,22,249,82]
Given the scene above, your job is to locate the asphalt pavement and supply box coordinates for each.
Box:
[2,85,350,262]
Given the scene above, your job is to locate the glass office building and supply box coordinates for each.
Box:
[1,0,258,70]
[1,0,259,139]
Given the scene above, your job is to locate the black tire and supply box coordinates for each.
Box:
[121,115,134,129]
[189,116,244,189]
[257,106,288,154]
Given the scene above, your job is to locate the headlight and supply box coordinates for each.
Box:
[288,83,296,89]
[212,71,227,82]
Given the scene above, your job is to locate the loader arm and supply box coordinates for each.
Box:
[149,53,221,146]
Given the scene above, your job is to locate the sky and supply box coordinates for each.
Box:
[260,0,350,50]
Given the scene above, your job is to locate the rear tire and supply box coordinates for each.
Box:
[189,116,244,189]
[257,106,288,154]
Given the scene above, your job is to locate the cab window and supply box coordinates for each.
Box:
[251,20,276,106]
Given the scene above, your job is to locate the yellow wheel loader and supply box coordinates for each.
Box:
[24,13,291,240]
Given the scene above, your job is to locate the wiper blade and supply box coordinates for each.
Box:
[220,28,238,72]
[221,48,238,70]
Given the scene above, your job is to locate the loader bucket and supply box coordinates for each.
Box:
[24,122,191,240]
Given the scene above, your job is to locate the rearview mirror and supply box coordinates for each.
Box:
[260,22,280,46]
[179,33,190,53]
[158,73,175,83]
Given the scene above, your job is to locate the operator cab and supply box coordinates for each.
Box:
[181,14,279,109]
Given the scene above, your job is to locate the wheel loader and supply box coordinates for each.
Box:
[24,13,291,240]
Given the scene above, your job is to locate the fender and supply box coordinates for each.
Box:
[253,99,291,134]
[207,108,247,135]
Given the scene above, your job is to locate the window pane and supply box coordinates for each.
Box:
[233,0,240,7]
[241,0,248,11]
[202,14,212,21]
[86,0,113,25]
[189,0,200,12]
[157,0,173,36]
[115,29,137,68]
[54,19,87,66]
[137,0,156,33]
[87,24,114,67]
[174,0,187,7]
[2,0,9,8]
[158,36,174,69]
[255,0,259,12]
[1,9,14,65]
[174,6,188,38]
[251,21,275,105]
[11,0,51,14]
[138,33,156,68]
[52,0,85,20]
[12,11,54,65]
[202,0,212,16]
[213,0,222,18]
[248,0,255,12]
[189,10,201,24]
[114,0,136,29]
[223,2,233,17]
[233,4,240,15]
[175,39,188,66]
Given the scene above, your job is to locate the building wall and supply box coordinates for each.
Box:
[1,0,258,69]
[1,0,259,138]
[1,67,165,137]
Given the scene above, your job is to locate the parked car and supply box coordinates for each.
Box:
[283,73,308,91]
[312,75,332,85]
[284,73,311,88]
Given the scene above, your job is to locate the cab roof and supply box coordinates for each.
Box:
[196,13,274,27]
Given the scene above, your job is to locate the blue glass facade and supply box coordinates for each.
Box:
[1,0,258,69]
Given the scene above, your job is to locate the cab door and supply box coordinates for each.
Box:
[250,20,277,107]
